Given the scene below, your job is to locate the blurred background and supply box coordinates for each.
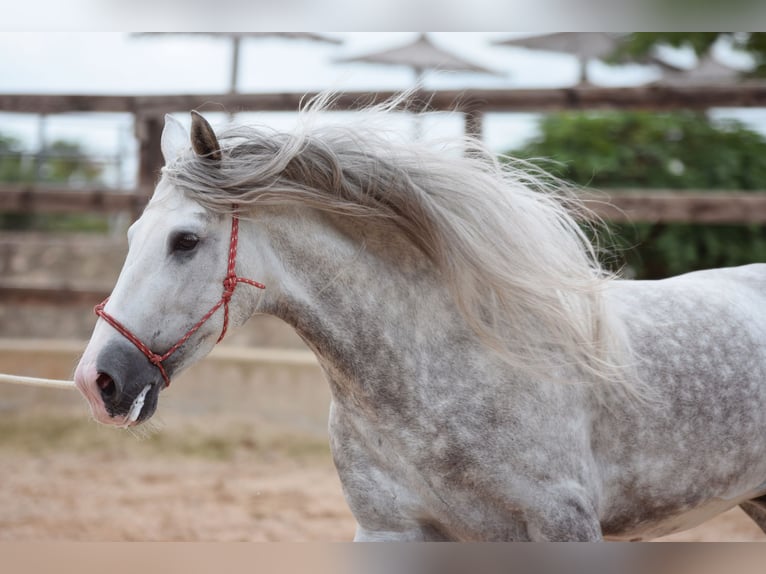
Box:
[2,32,766,541]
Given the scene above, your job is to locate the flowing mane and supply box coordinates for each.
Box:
[163,97,634,390]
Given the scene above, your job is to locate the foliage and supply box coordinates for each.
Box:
[0,134,29,183]
[0,132,108,232]
[510,111,766,278]
[611,33,766,77]
[45,140,103,183]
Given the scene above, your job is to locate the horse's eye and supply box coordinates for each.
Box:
[171,233,199,252]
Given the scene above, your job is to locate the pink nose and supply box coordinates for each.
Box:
[74,360,121,425]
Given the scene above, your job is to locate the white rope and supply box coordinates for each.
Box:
[0,373,75,389]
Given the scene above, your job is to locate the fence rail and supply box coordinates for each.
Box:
[3,186,766,224]
[4,85,766,115]
[580,191,766,224]
[0,186,145,214]
[0,285,108,305]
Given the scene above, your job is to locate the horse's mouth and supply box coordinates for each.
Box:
[104,376,162,427]
[74,361,162,427]
[124,382,156,425]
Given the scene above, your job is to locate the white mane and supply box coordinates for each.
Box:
[164,95,637,392]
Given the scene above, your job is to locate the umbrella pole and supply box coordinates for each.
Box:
[226,36,243,123]
[230,36,241,94]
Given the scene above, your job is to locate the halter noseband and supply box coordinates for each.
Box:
[94,214,265,388]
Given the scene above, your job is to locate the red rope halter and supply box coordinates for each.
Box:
[94,214,265,388]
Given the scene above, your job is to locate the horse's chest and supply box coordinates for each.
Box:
[328,394,587,540]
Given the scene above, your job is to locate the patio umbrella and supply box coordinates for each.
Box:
[133,32,343,94]
[336,33,498,86]
[335,33,500,139]
[492,33,620,85]
[652,54,746,86]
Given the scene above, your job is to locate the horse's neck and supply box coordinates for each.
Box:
[253,208,468,407]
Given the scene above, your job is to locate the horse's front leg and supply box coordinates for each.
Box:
[352,490,603,542]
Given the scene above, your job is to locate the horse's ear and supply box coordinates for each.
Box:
[190,110,222,162]
[161,114,189,164]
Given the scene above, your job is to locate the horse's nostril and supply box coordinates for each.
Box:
[96,372,116,399]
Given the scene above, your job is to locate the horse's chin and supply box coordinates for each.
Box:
[87,389,160,427]
[93,386,160,428]
[119,389,160,427]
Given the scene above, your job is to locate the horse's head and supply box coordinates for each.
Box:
[74,112,264,426]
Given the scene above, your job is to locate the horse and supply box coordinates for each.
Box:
[74,103,766,541]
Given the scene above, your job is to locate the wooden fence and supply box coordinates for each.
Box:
[4,86,766,308]
[3,86,766,221]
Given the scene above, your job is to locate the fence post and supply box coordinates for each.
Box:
[462,100,485,158]
[464,107,484,142]
[134,113,164,219]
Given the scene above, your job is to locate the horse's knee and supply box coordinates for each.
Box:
[526,491,603,541]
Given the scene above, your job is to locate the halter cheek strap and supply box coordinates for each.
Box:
[94,214,265,388]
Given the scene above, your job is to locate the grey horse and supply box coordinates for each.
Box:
[74,104,766,541]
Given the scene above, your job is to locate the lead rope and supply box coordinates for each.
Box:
[94,213,265,388]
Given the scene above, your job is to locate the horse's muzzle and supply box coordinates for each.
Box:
[75,338,164,426]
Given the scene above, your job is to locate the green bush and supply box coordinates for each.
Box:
[510,111,766,278]
[0,132,108,232]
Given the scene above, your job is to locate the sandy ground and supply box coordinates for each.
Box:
[0,409,355,542]
[1,410,765,542]
[1,452,355,542]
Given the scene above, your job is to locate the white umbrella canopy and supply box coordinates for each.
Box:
[336,34,500,141]
[492,32,621,84]
[335,33,500,85]
[133,32,343,93]
[652,54,748,86]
